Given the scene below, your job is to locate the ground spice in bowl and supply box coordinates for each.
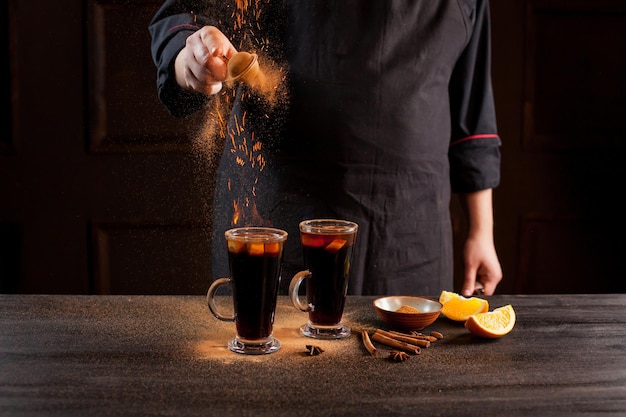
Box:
[395,305,421,314]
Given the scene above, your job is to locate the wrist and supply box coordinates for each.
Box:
[174,48,189,90]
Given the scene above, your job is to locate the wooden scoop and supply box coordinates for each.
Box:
[226,52,265,87]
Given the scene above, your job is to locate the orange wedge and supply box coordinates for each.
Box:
[440,292,489,322]
[439,290,461,305]
[465,305,516,338]
[227,240,246,254]
[264,242,281,256]
[324,238,347,253]
[247,242,265,256]
[301,234,325,247]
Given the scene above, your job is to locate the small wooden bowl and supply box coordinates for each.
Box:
[373,296,442,330]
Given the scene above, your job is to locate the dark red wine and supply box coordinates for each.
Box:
[301,231,355,326]
[228,241,283,340]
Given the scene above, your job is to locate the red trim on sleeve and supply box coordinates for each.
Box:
[168,23,200,32]
[450,134,499,146]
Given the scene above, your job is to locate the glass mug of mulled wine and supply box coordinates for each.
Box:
[289,219,358,339]
[207,227,288,355]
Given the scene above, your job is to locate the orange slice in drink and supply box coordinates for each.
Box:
[324,239,347,253]
[465,305,516,338]
[247,242,265,256]
[264,242,281,256]
[440,292,489,322]
[227,240,246,254]
[301,234,325,247]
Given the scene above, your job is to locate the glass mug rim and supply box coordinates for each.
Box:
[299,219,358,234]
[225,226,288,242]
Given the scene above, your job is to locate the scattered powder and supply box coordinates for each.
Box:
[188,0,291,228]
[192,0,289,160]
[192,302,358,362]
[191,52,289,228]
[241,54,288,108]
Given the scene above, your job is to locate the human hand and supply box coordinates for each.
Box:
[174,26,237,95]
[460,235,503,297]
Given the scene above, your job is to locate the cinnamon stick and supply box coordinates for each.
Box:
[386,330,432,347]
[361,330,378,357]
[407,331,438,342]
[371,330,421,354]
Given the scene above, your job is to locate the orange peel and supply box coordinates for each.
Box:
[465,305,516,338]
[438,291,489,322]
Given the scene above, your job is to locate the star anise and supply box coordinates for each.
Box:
[305,345,324,356]
[388,350,410,362]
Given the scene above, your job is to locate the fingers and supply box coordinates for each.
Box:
[480,278,499,296]
[473,281,485,296]
[461,279,492,297]
[460,276,477,297]
[461,267,501,297]
[175,26,237,95]
[200,26,237,58]
[461,239,503,297]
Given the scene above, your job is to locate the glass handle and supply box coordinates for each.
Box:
[289,270,312,312]
[207,278,235,322]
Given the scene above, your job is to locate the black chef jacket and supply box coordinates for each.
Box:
[150,0,501,296]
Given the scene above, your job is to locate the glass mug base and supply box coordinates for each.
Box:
[228,337,281,355]
[300,323,351,339]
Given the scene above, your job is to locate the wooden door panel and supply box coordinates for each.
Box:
[1,0,218,294]
[88,0,206,153]
[1,1,13,153]
[90,221,211,295]
[488,0,626,294]
[85,0,218,294]
[0,223,21,293]
[517,214,623,293]
[523,0,626,151]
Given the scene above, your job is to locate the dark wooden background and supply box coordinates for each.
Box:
[1,0,625,295]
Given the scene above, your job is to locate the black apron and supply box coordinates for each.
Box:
[208,1,495,296]
[149,0,500,296]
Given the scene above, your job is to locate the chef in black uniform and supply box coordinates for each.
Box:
[150,0,503,296]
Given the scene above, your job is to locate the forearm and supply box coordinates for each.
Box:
[458,188,495,242]
[457,188,502,296]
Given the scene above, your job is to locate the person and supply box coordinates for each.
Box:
[149,0,503,297]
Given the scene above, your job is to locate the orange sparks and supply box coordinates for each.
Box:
[232,200,240,225]
[226,0,277,228]
[234,114,242,135]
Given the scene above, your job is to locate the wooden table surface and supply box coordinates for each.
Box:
[0,294,624,417]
